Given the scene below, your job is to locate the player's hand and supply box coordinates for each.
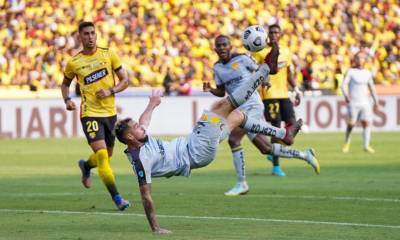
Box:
[344,96,351,104]
[203,82,211,92]
[149,89,162,107]
[65,99,76,111]
[96,89,112,99]
[153,228,172,235]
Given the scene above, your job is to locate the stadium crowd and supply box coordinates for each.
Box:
[0,0,399,92]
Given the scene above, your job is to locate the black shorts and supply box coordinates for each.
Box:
[263,98,295,126]
[81,115,117,147]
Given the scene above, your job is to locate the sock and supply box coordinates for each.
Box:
[271,155,280,167]
[86,153,98,169]
[272,143,307,160]
[228,64,270,107]
[241,115,286,139]
[219,126,231,143]
[345,126,352,144]
[96,149,118,197]
[232,147,246,183]
[363,127,371,148]
[112,194,123,204]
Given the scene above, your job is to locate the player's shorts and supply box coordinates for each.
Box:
[263,98,295,126]
[187,110,225,169]
[347,102,372,124]
[81,115,117,147]
[238,103,264,140]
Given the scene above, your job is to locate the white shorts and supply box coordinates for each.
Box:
[187,110,225,169]
[347,102,372,124]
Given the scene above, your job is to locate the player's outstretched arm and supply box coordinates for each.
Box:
[139,183,171,234]
[139,90,162,128]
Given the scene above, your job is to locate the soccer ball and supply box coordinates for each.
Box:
[242,25,267,52]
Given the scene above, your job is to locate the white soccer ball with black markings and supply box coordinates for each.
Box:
[241,25,267,52]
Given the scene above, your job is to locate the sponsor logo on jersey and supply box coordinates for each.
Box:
[84,68,108,85]
[138,170,144,177]
[200,113,209,121]
[231,62,239,70]
[210,116,220,124]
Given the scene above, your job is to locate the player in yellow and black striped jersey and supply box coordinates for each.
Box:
[252,24,302,177]
[61,21,130,210]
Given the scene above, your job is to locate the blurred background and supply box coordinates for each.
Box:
[0,0,399,138]
[0,0,399,97]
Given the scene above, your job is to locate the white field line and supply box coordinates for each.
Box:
[0,208,399,229]
[2,192,399,203]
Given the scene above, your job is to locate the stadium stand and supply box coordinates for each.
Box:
[0,0,399,94]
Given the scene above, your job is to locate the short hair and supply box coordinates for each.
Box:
[268,24,281,31]
[215,35,230,43]
[78,21,95,32]
[114,118,131,145]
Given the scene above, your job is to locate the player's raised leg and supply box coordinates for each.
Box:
[251,134,320,175]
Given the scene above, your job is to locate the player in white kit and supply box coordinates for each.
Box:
[341,53,378,153]
[114,45,320,234]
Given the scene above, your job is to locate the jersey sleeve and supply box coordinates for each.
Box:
[109,50,122,72]
[132,157,152,185]
[63,59,75,80]
[127,148,152,185]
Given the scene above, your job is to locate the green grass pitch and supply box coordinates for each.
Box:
[0,132,399,240]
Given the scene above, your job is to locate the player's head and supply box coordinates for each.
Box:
[214,35,232,62]
[114,118,146,145]
[78,21,97,50]
[353,52,365,68]
[268,24,281,45]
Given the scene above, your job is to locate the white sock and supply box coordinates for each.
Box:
[363,127,371,148]
[232,148,245,182]
[241,116,286,139]
[272,143,307,160]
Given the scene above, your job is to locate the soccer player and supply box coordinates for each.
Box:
[252,24,301,177]
[341,52,378,153]
[61,21,130,210]
[206,35,313,196]
[114,48,320,233]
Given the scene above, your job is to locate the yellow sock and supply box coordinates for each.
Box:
[96,149,116,188]
[86,153,98,168]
